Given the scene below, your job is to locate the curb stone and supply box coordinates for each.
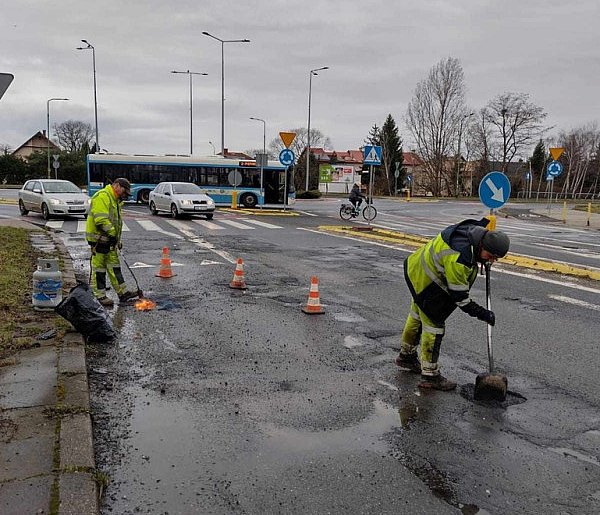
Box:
[0,228,99,515]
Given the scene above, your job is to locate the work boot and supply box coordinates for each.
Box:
[118,290,139,303]
[96,296,114,308]
[418,374,457,391]
[395,352,422,374]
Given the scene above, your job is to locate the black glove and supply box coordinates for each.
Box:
[460,301,495,326]
[107,236,118,247]
[479,309,495,326]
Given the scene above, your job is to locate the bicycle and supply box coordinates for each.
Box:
[339,200,377,221]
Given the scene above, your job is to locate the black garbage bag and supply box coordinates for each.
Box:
[55,283,117,343]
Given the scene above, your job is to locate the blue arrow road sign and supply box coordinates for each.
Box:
[363,145,382,165]
[279,148,295,166]
[479,171,511,209]
[546,160,563,178]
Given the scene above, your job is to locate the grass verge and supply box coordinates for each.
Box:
[0,227,36,357]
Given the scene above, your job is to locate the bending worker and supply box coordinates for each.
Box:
[85,178,139,307]
[395,218,510,391]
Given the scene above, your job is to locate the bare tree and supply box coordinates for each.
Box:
[52,120,94,152]
[482,93,549,173]
[268,127,331,165]
[406,57,467,196]
[556,124,600,197]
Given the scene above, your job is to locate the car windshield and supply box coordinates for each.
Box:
[43,182,82,194]
[172,183,202,195]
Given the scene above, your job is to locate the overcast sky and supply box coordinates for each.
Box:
[1,0,599,158]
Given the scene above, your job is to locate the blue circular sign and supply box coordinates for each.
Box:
[546,160,563,177]
[279,149,295,166]
[479,171,511,209]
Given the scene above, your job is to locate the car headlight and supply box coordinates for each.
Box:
[207,199,214,206]
[49,198,62,205]
[87,198,91,205]
[180,199,193,206]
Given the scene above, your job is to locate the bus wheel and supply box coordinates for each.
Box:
[138,189,151,204]
[240,193,257,208]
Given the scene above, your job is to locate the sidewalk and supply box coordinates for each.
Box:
[0,219,98,514]
[502,204,600,229]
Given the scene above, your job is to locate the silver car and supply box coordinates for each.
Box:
[149,182,215,219]
[18,179,90,219]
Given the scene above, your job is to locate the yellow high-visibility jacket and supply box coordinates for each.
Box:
[85,184,123,244]
[404,218,489,325]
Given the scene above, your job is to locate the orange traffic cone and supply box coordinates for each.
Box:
[155,247,176,278]
[229,258,247,289]
[302,276,325,314]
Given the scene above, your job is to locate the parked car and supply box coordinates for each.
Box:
[148,182,215,219]
[18,179,90,219]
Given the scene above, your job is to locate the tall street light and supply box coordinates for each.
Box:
[455,112,474,197]
[306,66,329,192]
[202,32,250,156]
[76,40,99,152]
[47,98,69,179]
[249,117,266,196]
[171,70,208,155]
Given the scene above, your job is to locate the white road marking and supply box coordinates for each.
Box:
[174,223,236,264]
[138,219,183,240]
[121,222,130,232]
[46,221,63,229]
[76,220,86,232]
[241,219,283,229]
[304,227,600,293]
[548,295,600,311]
[193,219,225,230]
[296,210,319,216]
[532,241,600,259]
[219,219,255,230]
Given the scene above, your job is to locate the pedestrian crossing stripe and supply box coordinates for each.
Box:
[43,217,283,234]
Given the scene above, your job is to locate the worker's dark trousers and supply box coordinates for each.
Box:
[401,300,445,376]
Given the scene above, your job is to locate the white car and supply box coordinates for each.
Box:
[18,179,90,219]
[148,182,215,219]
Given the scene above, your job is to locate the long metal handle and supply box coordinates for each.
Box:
[120,252,142,295]
[485,262,494,373]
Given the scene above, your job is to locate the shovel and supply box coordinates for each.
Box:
[474,262,508,401]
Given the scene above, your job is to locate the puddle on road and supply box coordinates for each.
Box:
[460,383,527,408]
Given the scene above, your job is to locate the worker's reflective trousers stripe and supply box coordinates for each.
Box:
[401,300,445,376]
[91,249,127,298]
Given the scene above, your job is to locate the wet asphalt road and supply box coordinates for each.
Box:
[13,198,600,513]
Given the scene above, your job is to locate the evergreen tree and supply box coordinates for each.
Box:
[529,139,547,192]
[364,124,381,146]
[380,114,403,195]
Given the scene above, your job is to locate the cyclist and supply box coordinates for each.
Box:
[348,183,365,217]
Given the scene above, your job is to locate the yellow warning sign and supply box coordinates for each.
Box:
[279,132,296,149]
[550,147,564,161]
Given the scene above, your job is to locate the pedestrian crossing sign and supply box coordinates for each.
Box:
[363,145,382,165]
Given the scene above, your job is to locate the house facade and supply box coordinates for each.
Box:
[12,130,59,160]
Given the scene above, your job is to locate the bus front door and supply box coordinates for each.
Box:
[263,170,280,204]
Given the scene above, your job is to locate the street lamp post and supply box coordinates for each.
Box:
[76,40,99,152]
[455,112,474,197]
[46,98,69,179]
[306,66,328,192]
[171,70,208,155]
[202,32,250,156]
[249,117,266,196]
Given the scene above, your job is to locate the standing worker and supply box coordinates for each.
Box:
[395,218,510,391]
[86,178,139,307]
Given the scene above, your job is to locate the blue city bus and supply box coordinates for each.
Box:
[86,153,295,208]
